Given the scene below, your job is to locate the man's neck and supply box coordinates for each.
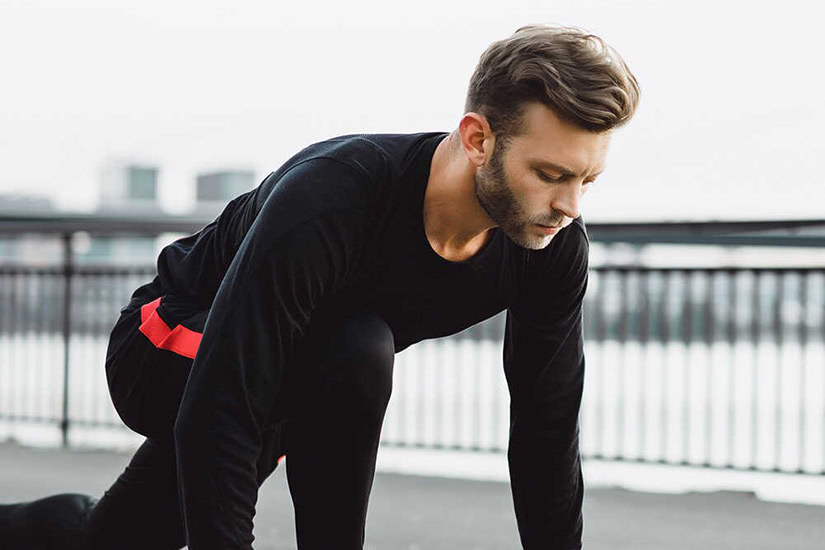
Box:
[423,131,497,262]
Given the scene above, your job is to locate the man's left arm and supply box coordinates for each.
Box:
[503,222,589,550]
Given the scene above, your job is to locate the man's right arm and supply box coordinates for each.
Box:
[173,159,371,549]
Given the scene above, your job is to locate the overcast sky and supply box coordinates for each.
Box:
[1,0,822,221]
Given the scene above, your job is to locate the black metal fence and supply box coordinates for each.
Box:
[381,266,825,475]
[579,267,825,473]
[1,215,824,476]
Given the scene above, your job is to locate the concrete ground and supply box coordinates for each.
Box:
[1,442,824,550]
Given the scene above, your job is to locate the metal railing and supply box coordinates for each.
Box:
[1,213,824,475]
[382,266,825,475]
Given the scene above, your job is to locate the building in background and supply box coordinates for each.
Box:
[86,160,164,265]
[0,193,60,264]
[1,163,261,267]
[0,194,55,213]
[98,161,160,214]
[193,169,256,217]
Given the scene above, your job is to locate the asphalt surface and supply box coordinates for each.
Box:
[1,442,824,550]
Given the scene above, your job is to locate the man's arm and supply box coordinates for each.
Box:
[503,222,589,550]
[173,159,370,549]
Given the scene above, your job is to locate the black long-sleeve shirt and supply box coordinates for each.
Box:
[164,132,588,549]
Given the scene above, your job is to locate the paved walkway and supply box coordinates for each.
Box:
[1,442,823,549]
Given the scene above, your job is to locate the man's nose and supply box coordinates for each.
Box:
[551,183,582,221]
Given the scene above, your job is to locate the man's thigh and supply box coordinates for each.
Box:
[106,286,290,478]
[104,292,204,441]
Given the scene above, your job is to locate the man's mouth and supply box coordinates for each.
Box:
[536,224,560,235]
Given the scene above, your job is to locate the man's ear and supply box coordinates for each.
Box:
[458,112,495,168]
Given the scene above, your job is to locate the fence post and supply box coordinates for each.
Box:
[60,232,73,448]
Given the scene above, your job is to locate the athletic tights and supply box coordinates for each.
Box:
[0,279,395,550]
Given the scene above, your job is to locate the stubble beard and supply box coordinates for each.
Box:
[474,142,552,250]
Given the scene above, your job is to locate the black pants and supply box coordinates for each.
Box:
[1,281,395,550]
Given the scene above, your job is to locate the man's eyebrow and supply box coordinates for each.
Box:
[531,159,605,178]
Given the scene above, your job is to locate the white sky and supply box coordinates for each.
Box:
[0,0,823,221]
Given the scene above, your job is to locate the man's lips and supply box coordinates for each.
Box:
[536,223,561,235]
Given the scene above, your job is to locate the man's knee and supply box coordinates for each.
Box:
[319,311,395,417]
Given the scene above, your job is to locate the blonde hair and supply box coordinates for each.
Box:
[465,24,641,137]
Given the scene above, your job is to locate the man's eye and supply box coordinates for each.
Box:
[538,171,565,183]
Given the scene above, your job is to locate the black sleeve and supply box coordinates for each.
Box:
[172,158,370,549]
[503,222,589,550]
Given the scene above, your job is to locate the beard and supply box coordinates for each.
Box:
[474,140,561,250]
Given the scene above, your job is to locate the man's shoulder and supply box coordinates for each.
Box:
[569,215,588,240]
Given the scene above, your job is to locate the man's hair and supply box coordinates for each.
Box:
[465,24,641,139]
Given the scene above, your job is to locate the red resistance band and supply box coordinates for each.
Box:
[139,297,203,360]
[138,297,285,464]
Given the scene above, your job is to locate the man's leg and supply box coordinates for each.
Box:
[87,292,289,549]
[84,437,185,549]
[0,288,207,550]
[0,494,95,549]
[0,331,189,549]
[283,311,395,550]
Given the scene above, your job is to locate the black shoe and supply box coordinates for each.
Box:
[0,493,97,550]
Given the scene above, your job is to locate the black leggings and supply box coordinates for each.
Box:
[0,286,395,550]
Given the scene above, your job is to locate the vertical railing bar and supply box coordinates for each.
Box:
[100,268,112,425]
[453,338,462,449]
[19,268,27,419]
[704,269,715,466]
[594,268,607,456]
[774,270,784,470]
[750,269,761,469]
[49,269,59,421]
[819,269,825,474]
[79,268,87,427]
[21,268,31,421]
[581,273,596,450]
[36,269,46,422]
[474,334,483,450]
[77,271,86,427]
[89,268,98,426]
[485,318,496,451]
[638,269,650,460]
[3,267,9,418]
[726,269,737,468]
[797,270,808,473]
[60,232,73,448]
[2,267,12,419]
[100,269,113,429]
[4,267,17,419]
[617,269,628,459]
[417,340,425,447]
[400,336,410,447]
[433,339,443,448]
[659,269,670,462]
[50,268,61,420]
[0,267,6,421]
[682,270,692,464]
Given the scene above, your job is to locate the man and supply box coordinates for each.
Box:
[0,24,639,549]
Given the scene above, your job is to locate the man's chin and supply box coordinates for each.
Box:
[505,228,554,250]
[525,235,554,250]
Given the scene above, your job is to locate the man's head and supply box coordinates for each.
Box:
[463,25,640,249]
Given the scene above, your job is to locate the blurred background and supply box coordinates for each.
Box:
[1,0,824,548]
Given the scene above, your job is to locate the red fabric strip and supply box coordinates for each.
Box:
[139,297,202,360]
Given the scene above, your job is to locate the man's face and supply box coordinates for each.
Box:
[474,102,611,249]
